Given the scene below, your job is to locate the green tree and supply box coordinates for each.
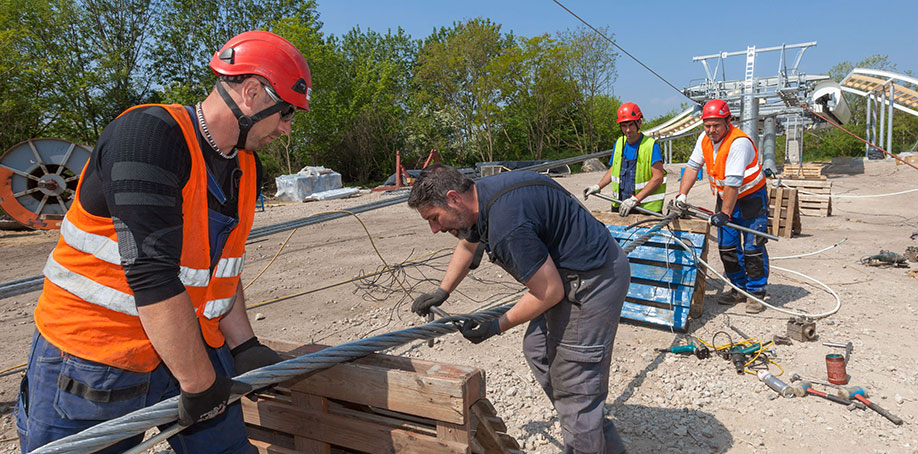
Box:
[311,27,419,183]
[414,18,515,164]
[0,0,62,150]
[557,26,618,154]
[1,0,160,148]
[499,34,577,160]
[151,0,321,105]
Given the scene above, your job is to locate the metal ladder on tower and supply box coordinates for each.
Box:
[742,46,756,125]
[784,115,802,164]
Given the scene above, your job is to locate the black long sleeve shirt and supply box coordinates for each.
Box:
[78,105,262,306]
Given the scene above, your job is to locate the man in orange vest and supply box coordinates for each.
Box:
[676,99,768,314]
[16,31,312,453]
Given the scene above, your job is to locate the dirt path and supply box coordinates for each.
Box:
[0,158,915,453]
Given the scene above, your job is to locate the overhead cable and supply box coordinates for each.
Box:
[551,0,696,103]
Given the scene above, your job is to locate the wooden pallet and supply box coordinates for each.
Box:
[593,213,710,331]
[771,179,832,217]
[245,340,521,454]
[896,154,918,166]
[779,163,826,179]
[766,187,801,238]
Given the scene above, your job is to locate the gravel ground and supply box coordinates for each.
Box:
[0,158,916,453]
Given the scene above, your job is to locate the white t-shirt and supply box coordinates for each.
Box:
[686,130,755,187]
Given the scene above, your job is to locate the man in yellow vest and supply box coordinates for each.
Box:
[584,102,666,216]
[677,99,768,314]
[16,31,312,453]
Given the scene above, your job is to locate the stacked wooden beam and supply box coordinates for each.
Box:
[896,154,918,166]
[780,163,825,179]
[766,187,801,238]
[246,340,521,454]
[772,179,832,217]
[593,213,710,331]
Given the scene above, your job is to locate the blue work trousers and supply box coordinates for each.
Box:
[716,186,770,293]
[16,331,255,454]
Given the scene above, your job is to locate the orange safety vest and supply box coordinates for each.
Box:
[700,125,765,200]
[34,104,257,372]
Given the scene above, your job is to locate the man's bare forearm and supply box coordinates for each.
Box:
[138,292,215,393]
[439,240,477,293]
[219,282,257,350]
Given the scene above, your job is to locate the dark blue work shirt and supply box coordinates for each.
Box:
[467,171,613,283]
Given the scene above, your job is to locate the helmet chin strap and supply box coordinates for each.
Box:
[216,80,286,150]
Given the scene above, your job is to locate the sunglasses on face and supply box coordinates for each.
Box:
[261,83,297,122]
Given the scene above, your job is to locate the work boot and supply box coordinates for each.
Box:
[745,290,766,314]
[718,289,746,305]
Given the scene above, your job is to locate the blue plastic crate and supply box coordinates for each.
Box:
[606,225,706,331]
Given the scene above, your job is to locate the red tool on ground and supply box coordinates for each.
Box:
[837,386,903,426]
[794,381,852,406]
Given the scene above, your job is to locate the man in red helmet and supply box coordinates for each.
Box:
[676,99,768,313]
[16,31,312,453]
[584,102,666,216]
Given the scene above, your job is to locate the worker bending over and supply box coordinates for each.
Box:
[409,164,631,454]
[17,31,312,453]
[677,99,768,313]
[584,102,666,216]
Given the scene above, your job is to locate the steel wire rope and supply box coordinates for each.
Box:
[0,252,459,384]
[550,0,697,104]
[779,181,918,199]
[28,202,534,453]
[655,230,841,319]
[32,305,514,454]
[771,238,847,260]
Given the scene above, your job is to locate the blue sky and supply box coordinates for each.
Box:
[314,0,915,119]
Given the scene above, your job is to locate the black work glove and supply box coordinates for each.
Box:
[460,318,501,344]
[411,288,449,316]
[709,212,731,227]
[231,337,282,375]
[178,375,252,426]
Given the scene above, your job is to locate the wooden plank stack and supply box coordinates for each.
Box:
[780,163,825,179]
[766,187,801,238]
[593,213,710,331]
[772,179,832,217]
[245,340,521,454]
[775,162,832,217]
[895,154,918,166]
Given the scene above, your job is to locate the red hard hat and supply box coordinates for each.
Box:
[210,30,312,110]
[701,99,731,120]
[617,102,643,123]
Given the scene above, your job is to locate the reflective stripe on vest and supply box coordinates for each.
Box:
[701,126,766,200]
[607,135,666,212]
[44,254,137,315]
[34,104,258,372]
[60,217,211,286]
[53,219,245,317]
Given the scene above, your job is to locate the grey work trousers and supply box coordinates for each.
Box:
[523,246,630,454]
